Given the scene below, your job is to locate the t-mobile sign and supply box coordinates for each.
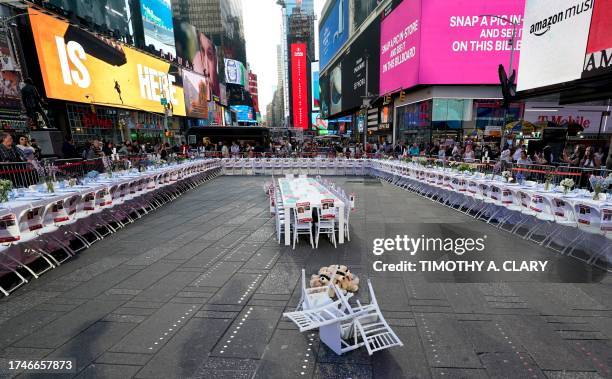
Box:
[380,0,525,94]
[291,43,308,129]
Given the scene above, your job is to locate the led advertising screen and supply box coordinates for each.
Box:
[319,0,349,69]
[291,43,309,129]
[312,61,320,111]
[380,0,525,94]
[312,112,328,131]
[182,70,209,119]
[173,20,199,65]
[341,18,380,114]
[28,8,186,116]
[231,105,254,122]
[174,23,220,99]
[141,0,176,56]
[582,0,611,79]
[224,58,247,86]
[517,0,593,91]
[379,0,421,94]
[194,32,220,98]
[0,6,22,109]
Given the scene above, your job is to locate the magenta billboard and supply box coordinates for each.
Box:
[380,0,525,94]
[380,0,421,94]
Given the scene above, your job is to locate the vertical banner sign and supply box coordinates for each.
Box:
[582,0,612,79]
[291,43,308,129]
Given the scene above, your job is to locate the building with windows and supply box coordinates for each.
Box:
[171,0,247,65]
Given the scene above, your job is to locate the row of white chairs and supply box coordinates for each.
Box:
[371,161,611,272]
[222,158,369,176]
[0,160,222,295]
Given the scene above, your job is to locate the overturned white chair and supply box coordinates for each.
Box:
[284,278,403,356]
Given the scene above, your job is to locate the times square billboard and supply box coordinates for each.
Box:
[28,8,186,116]
[379,0,525,94]
[291,43,309,130]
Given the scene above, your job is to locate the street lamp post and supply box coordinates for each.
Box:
[480,14,519,149]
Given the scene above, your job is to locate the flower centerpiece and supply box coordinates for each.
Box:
[102,156,113,178]
[501,170,512,183]
[457,163,472,175]
[589,174,611,200]
[560,178,575,194]
[31,159,57,193]
[544,171,554,191]
[0,179,12,202]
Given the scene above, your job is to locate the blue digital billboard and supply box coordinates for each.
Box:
[231,105,255,123]
[141,0,176,56]
[319,0,349,69]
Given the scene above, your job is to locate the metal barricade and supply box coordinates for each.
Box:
[0,162,39,188]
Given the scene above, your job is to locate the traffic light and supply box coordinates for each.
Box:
[384,95,391,104]
[399,90,406,102]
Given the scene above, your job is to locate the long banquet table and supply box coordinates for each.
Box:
[372,160,612,230]
[277,177,346,246]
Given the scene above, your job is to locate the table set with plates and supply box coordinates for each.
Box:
[269,176,352,248]
[0,159,221,296]
[371,160,611,271]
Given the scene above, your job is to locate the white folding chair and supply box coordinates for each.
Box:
[292,203,314,249]
[315,203,336,248]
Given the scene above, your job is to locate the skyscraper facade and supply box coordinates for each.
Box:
[279,0,315,130]
[171,0,247,65]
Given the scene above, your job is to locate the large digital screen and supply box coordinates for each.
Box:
[379,0,421,93]
[0,6,22,109]
[312,112,328,131]
[311,62,320,111]
[341,18,380,114]
[182,70,209,119]
[141,0,176,56]
[224,58,247,86]
[583,0,612,79]
[517,0,594,91]
[231,105,254,122]
[291,43,309,129]
[28,8,186,116]
[380,0,525,94]
[174,22,220,99]
[319,0,349,69]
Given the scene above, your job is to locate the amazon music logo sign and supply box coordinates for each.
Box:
[529,0,592,36]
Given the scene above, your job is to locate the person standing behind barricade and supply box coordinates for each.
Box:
[0,133,25,162]
[16,135,36,161]
[85,139,104,159]
[62,136,79,159]
[580,146,596,168]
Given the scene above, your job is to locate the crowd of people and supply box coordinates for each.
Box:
[0,131,610,171]
[393,140,610,169]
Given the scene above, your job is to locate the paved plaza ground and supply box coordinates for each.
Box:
[0,176,610,379]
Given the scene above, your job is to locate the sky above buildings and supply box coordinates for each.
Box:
[243,0,325,114]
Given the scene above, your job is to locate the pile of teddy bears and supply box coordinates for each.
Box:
[309,265,359,297]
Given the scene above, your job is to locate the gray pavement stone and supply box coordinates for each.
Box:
[501,315,597,371]
[114,262,180,290]
[62,268,140,299]
[210,306,283,359]
[74,363,141,379]
[13,300,124,349]
[95,352,152,366]
[135,318,230,378]
[131,271,201,303]
[109,303,201,354]
[44,321,136,373]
